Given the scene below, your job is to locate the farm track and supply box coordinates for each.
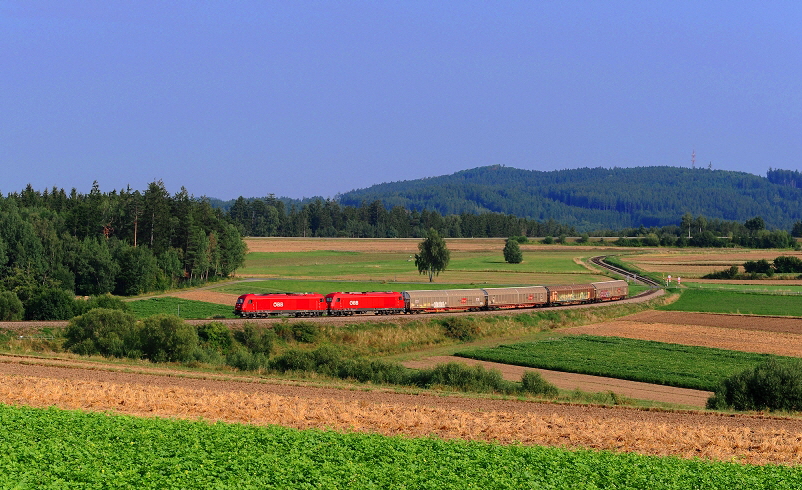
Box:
[3,354,802,464]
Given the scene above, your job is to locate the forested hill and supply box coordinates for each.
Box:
[338,166,802,231]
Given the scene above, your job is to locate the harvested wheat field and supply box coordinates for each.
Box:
[2,356,802,465]
[563,311,802,357]
[244,237,624,254]
[166,289,241,305]
[627,250,802,278]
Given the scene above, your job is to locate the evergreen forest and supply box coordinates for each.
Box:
[0,181,246,319]
[333,166,802,231]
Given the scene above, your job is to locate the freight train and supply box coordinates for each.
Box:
[233,280,628,318]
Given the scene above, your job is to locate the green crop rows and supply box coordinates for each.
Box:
[457,335,780,391]
[659,289,802,316]
[127,297,236,319]
[2,404,801,489]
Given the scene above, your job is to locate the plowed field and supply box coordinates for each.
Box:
[3,355,802,465]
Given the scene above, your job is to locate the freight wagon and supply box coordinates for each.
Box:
[404,289,486,313]
[483,286,548,309]
[325,291,405,316]
[591,280,628,301]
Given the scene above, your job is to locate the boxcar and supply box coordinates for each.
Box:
[591,280,629,301]
[545,284,595,305]
[403,289,487,313]
[326,291,405,316]
[483,286,548,309]
[234,293,326,317]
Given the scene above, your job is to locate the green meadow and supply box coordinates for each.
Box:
[457,335,780,391]
[238,249,607,286]
[659,289,802,316]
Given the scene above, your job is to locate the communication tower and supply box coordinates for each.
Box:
[691,149,696,169]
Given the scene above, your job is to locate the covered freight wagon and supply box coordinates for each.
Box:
[591,280,628,301]
[483,286,548,309]
[545,284,594,304]
[403,289,486,312]
[325,291,405,315]
[234,293,326,317]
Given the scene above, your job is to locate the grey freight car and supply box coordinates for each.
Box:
[403,289,486,312]
[482,286,548,309]
[545,284,595,304]
[591,280,628,301]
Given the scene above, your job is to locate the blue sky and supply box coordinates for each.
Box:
[2,1,801,200]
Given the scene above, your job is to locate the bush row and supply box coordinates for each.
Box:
[708,359,802,412]
[269,346,558,396]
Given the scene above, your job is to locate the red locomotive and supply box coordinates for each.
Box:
[234,293,326,318]
[325,291,405,316]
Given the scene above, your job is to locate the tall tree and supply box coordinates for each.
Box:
[503,238,523,264]
[414,228,450,282]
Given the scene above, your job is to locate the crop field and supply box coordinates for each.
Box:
[564,311,802,357]
[127,297,236,319]
[4,404,802,488]
[456,335,781,391]
[238,238,610,286]
[622,249,802,279]
[659,289,802,316]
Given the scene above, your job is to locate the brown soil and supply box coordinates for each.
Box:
[3,355,802,465]
[166,290,241,305]
[243,237,626,254]
[402,356,711,407]
[562,311,802,357]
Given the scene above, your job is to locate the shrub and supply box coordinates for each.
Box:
[197,322,234,351]
[503,239,523,264]
[542,236,554,244]
[274,321,319,343]
[235,323,273,355]
[414,362,513,393]
[520,370,559,396]
[74,294,130,316]
[743,259,773,275]
[707,359,802,411]
[139,314,198,363]
[774,256,802,274]
[702,265,740,280]
[64,308,140,358]
[269,349,316,372]
[0,291,24,321]
[441,316,480,341]
[225,346,269,372]
[24,288,76,321]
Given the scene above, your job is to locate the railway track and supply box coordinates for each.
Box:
[2,256,664,330]
[589,255,663,288]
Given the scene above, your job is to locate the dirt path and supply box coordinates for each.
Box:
[3,355,802,465]
[402,356,712,407]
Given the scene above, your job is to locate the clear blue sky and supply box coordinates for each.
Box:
[2,1,801,200]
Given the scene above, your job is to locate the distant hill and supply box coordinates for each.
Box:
[338,166,802,231]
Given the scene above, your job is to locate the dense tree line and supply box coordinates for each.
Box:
[0,181,246,319]
[335,165,802,231]
[226,195,577,239]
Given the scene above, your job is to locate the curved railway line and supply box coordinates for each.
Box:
[1,256,664,330]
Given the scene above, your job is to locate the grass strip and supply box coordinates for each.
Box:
[1,404,800,489]
[127,297,236,319]
[659,289,802,316]
[457,335,781,391]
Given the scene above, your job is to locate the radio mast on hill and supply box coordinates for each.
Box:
[691,149,696,169]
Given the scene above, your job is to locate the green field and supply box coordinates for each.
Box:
[457,335,779,391]
[240,249,608,285]
[3,404,800,489]
[127,297,236,319]
[659,289,802,316]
